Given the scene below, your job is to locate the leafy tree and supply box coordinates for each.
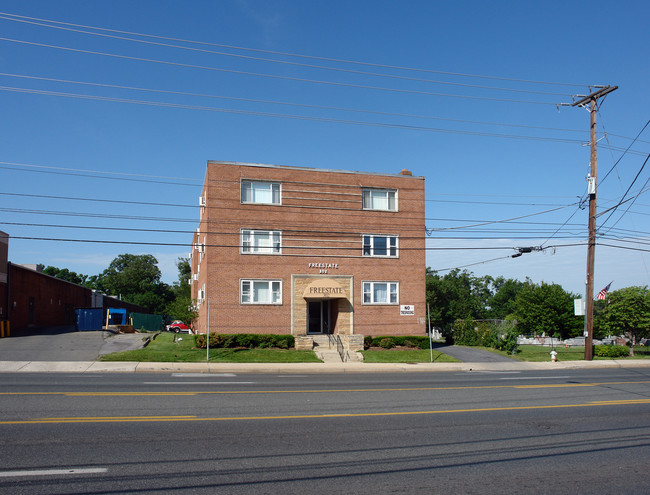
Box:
[164,257,196,324]
[94,254,173,313]
[486,277,526,319]
[426,268,491,328]
[512,281,582,339]
[42,266,89,286]
[596,286,650,344]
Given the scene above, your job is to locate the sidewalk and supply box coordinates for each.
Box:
[1,359,649,374]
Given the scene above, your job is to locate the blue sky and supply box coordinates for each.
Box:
[0,0,648,295]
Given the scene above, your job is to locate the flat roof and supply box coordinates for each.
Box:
[207,160,424,180]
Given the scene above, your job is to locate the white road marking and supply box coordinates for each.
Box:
[143,381,256,385]
[0,468,107,478]
[499,376,571,380]
[458,371,521,374]
[171,373,236,377]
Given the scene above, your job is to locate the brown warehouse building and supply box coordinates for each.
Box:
[190,161,426,349]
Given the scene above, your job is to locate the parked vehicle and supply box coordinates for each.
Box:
[167,321,192,334]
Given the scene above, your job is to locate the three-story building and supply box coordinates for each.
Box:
[190,161,426,344]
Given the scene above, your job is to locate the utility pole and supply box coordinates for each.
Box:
[571,85,617,360]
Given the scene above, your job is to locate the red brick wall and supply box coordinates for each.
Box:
[192,161,426,337]
[8,264,91,332]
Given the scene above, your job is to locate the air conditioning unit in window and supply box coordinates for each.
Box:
[198,244,206,253]
[198,289,205,300]
[193,274,199,281]
[199,196,206,207]
[187,278,192,285]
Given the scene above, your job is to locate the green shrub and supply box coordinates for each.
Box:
[594,345,630,358]
[194,333,224,349]
[379,338,396,349]
[365,336,430,349]
[195,333,294,350]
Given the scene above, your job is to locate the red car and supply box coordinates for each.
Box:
[167,320,192,334]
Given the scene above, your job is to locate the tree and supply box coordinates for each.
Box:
[486,277,526,319]
[596,286,650,344]
[42,266,89,286]
[426,268,491,328]
[512,281,582,339]
[164,257,196,324]
[94,254,173,313]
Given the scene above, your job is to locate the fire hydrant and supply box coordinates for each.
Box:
[550,350,558,362]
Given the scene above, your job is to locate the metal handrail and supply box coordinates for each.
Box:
[331,334,346,362]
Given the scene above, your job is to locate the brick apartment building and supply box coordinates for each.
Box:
[190,161,426,345]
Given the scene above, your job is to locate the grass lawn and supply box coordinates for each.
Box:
[100,332,322,363]
[361,349,460,363]
[472,344,650,362]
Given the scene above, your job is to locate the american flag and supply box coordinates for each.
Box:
[597,282,612,300]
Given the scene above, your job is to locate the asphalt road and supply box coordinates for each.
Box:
[1,369,649,494]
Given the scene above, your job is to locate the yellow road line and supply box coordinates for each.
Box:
[1,399,649,425]
[0,380,648,397]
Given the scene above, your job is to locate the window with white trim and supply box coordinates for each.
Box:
[362,281,398,304]
[241,180,281,204]
[241,230,281,254]
[362,188,396,211]
[362,235,398,257]
[241,280,282,304]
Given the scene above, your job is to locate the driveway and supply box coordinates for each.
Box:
[0,326,148,361]
[433,344,516,363]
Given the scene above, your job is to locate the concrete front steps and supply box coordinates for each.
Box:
[312,335,363,363]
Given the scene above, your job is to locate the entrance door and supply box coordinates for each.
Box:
[307,300,330,334]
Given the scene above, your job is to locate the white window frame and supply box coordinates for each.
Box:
[362,234,398,257]
[240,279,282,305]
[362,281,399,305]
[241,180,281,205]
[241,229,282,254]
[362,188,397,211]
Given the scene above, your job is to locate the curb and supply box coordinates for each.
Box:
[1,359,649,374]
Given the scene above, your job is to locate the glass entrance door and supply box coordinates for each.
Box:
[307,300,330,334]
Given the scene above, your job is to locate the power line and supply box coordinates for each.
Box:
[0,72,590,134]
[0,11,589,88]
[0,37,564,106]
[0,86,593,142]
[0,15,575,98]
[6,234,587,253]
[599,119,650,186]
[0,190,576,209]
[598,153,650,232]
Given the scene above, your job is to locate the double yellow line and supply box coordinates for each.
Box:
[1,379,649,397]
[2,398,649,425]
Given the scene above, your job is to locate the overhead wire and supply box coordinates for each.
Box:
[0,72,591,134]
[598,153,650,232]
[0,11,589,88]
[0,15,575,97]
[0,37,564,106]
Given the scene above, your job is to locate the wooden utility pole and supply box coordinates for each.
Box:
[571,85,617,360]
